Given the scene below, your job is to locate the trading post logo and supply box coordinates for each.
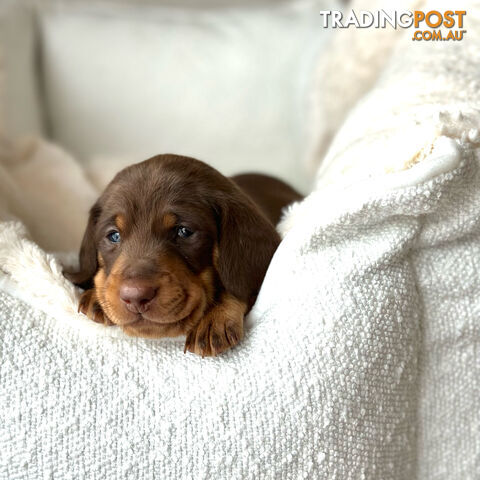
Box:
[319,10,467,41]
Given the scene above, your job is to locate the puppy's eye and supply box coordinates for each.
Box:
[177,226,194,239]
[107,230,121,243]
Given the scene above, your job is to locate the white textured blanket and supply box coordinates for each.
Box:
[1,135,479,479]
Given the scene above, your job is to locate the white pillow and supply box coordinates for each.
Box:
[313,0,480,189]
[39,0,338,192]
[0,4,45,137]
[0,135,98,252]
[306,0,424,173]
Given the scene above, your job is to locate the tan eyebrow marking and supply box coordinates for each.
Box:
[115,214,126,232]
[162,213,177,229]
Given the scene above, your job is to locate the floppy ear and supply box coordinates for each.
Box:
[63,202,101,290]
[215,194,280,310]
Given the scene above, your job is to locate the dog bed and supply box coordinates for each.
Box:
[1,0,480,477]
[1,133,479,479]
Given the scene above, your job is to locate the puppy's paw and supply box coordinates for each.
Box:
[78,289,114,326]
[184,295,246,357]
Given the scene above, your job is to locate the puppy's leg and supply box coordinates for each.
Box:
[78,289,114,326]
[184,294,246,357]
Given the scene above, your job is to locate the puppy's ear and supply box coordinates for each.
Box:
[215,193,280,310]
[63,202,101,290]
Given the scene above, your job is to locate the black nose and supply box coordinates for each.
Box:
[120,281,157,313]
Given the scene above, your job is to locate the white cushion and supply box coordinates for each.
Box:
[0,5,45,137]
[306,0,425,172]
[0,136,98,252]
[39,0,337,191]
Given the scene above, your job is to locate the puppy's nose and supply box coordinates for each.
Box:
[120,281,157,313]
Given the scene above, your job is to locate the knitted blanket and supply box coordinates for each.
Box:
[1,135,479,479]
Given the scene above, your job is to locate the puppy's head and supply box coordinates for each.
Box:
[65,155,279,337]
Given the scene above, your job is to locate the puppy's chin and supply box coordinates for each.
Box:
[98,282,208,338]
[108,305,190,327]
[121,318,184,338]
[119,298,206,338]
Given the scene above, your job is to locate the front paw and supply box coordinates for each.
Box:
[78,289,114,326]
[184,295,246,357]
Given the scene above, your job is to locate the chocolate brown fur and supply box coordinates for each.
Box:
[64,154,301,356]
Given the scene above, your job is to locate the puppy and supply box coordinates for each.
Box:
[64,154,302,356]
